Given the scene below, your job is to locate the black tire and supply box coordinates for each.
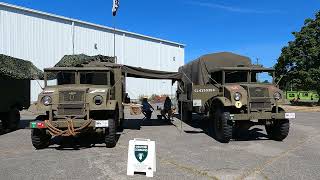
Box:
[117,118,124,132]
[180,102,192,122]
[31,129,51,149]
[178,101,182,114]
[105,118,117,148]
[265,119,290,141]
[7,108,20,130]
[0,120,3,134]
[214,108,232,143]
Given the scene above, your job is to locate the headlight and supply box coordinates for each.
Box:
[93,95,103,105]
[41,96,52,106]
[234,92,242,101]
[274,92,282,100]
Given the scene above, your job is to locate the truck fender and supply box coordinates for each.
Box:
[106,100,118,110]
[211,97,232,107]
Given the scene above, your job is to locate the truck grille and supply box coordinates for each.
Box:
[250,102,271,110]
[59,90,85,102]
[58,90,85,116]
[249,87,269,98]
[57,104,85,116]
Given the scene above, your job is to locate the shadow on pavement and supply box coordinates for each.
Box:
[0,119,33,135]
[44,133,122,150]
[34,118,173,150]
[122,117,173,130]
[178,113,270,142]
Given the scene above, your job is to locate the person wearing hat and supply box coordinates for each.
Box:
[141,97,154,120]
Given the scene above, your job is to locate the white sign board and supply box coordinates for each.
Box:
[285,113,296,119]
[127,138,156,177]
[193,99,202,106]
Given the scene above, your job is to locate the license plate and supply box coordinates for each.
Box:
[285,113,295,119]
[95,120,109,127]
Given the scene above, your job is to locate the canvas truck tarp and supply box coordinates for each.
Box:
[122,65,181,80]
[179,52,252,85]
[0,54,43,80]
[53,54,181,81]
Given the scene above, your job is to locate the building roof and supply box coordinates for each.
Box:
[0,2,185,47]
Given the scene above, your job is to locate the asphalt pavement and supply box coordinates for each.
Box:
[0,111,320,180]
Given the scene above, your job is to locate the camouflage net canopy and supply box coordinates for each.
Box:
[0,54,43,80]
[55,54,115,67]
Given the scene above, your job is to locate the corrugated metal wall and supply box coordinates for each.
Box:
[0,3,184,101]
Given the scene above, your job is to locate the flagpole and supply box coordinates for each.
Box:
[112,0,119,63]
[113,16,116,63]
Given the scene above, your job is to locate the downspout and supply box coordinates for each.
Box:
[72,21,75,55]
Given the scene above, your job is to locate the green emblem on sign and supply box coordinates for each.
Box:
[135,145,148,162]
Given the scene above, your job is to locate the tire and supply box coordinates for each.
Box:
[7,108,20,130]
[180,102,192,122]
[105,118,117,148]
[0,120,3,134]
[213,108,232,143]
[31,129,51,149]
[178,101,182,114]
[117,118,124,132]
[265,119,290,141]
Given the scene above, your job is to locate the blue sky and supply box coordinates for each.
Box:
[2,0,319,68]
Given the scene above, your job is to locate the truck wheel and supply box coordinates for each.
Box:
[0,120,3,134]
[31,129,51,149]
[180,102,192,122]
[182,109,192,122]
[117,118,124,132]
[265,119,290,141]
[214,108,232,143]
[7,108,20,130]
[105,118,117,148]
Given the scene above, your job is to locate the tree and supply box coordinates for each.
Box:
[274,11,320,94]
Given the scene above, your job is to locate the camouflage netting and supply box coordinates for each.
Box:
[0,54,43,80]
[55,54,115,67]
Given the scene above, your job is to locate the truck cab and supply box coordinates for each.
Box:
[30,63,125,149]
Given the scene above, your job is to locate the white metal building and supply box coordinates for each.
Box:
[0,2,185,101]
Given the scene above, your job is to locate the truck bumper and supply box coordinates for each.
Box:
[30,119,109,129]
[230,112,295,121]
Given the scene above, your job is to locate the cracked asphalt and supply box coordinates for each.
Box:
[0,111,320,180]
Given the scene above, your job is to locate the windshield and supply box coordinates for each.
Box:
[57,72,75,85]
[252,71,273,84]
[211,70,274,84]
[45,71,111,86]
[80,72,110,85]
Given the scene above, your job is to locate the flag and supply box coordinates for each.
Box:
[112,0,119,16]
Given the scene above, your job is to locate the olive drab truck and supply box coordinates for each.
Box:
[0,54,42,133]
[0,79,30,132]
[29,54,181,149]
[29,57,125,149]
[177,52,295,143]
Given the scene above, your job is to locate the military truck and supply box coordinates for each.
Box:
[0,54,42,133]
[0,79,30,132]
[177,52,295,143]
[30,54,181,149]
